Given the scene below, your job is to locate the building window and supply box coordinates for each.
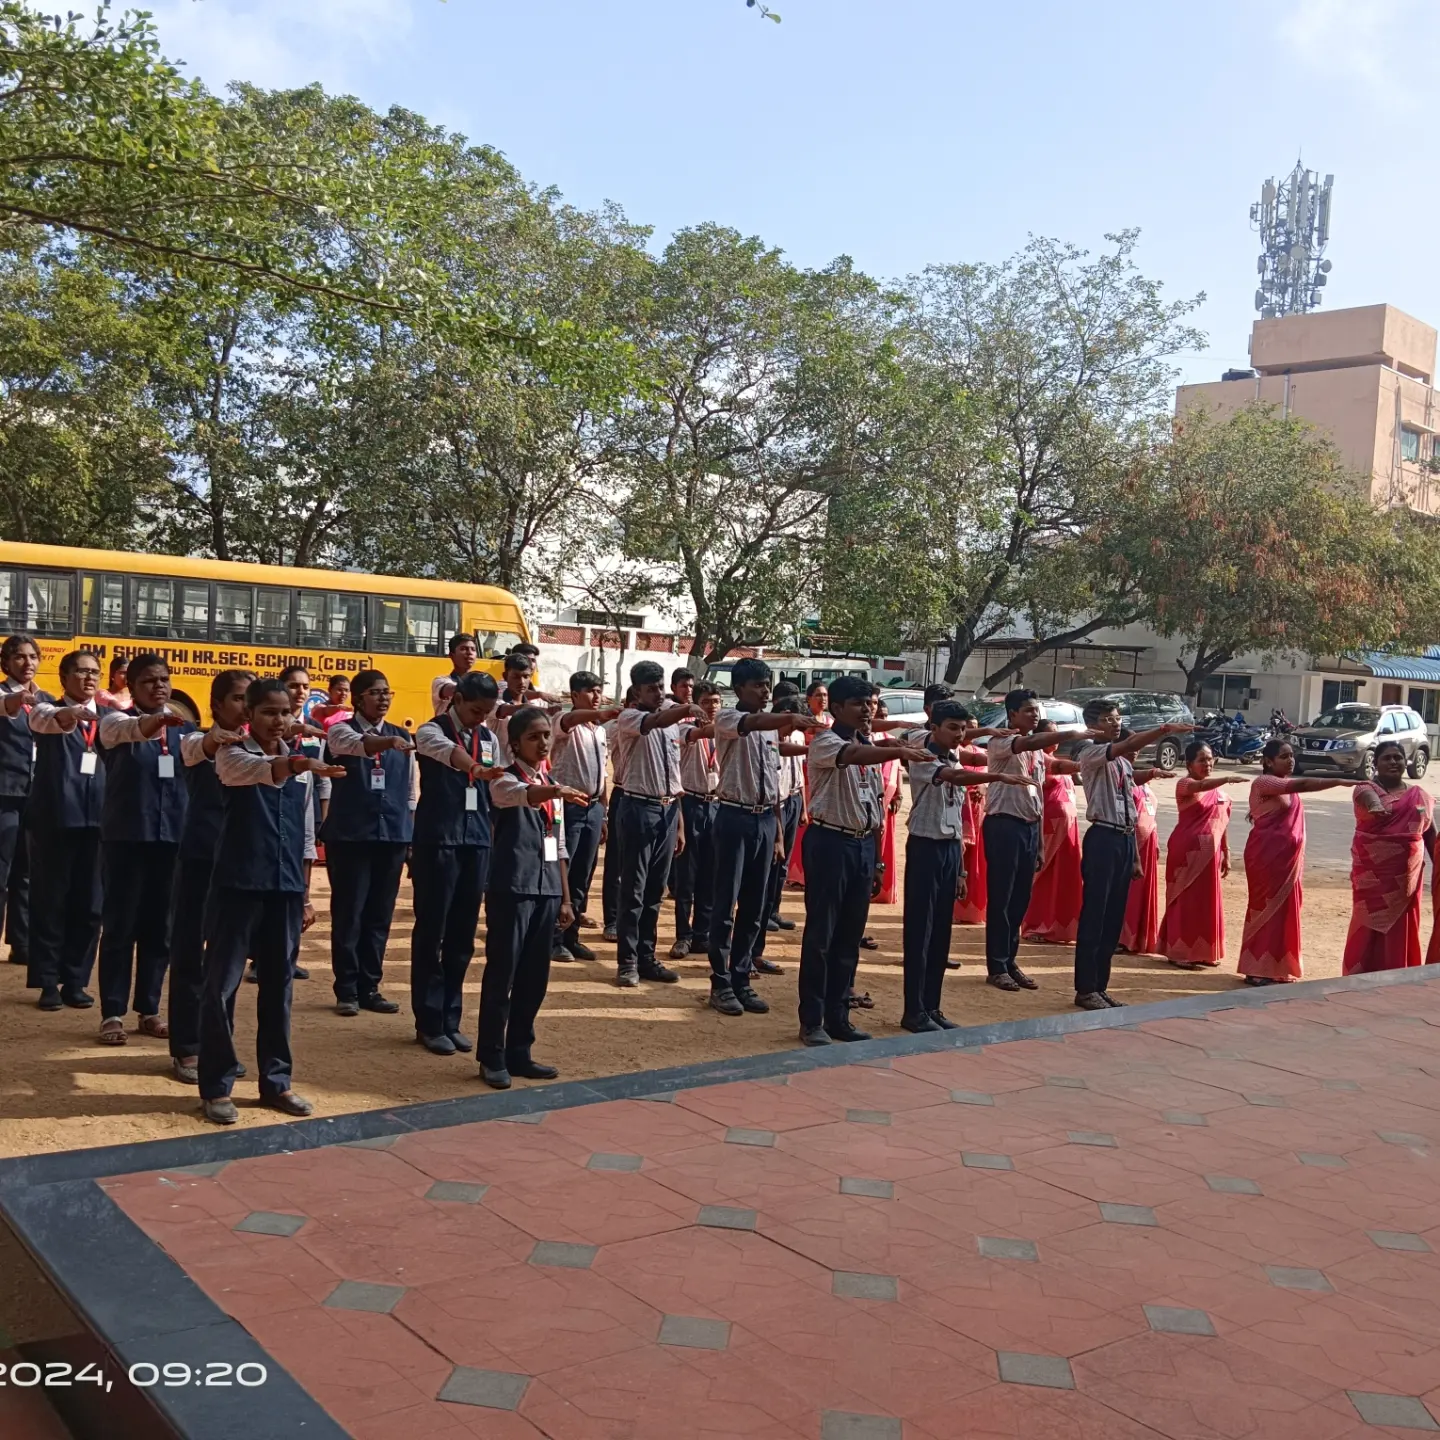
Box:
[1413,689,1440,724]
[1197,673,1253,713]
[1320,679,1358,712]
[1401,426,1422,462]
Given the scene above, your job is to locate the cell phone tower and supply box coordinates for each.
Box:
[1251,161,1334,318]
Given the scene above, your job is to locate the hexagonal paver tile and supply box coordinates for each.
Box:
[323,1280,406,1314]
[658,1314,730,1350]
[1377,1131,1428,1147]
[588,1153,644,1172]
[951,1090,995,1106]
[1369,1230,1431,1253]
[437,1366,529,1410]
[529,1241,597,1270]
[1143,1305,1216,1336]
[697,1205,756,1231]
[1296,1153,1347,1169]
[426,1181,488,1204]
[1346,1391,1439,1430]
[846,1110,891,1126]
[832,1271,898,1302]
[233,1211,306,1237]
[1098,1203,1157,1227]
[1206,1175,1263,1196]
[725,1128,776,1148]
[839,1177,894,1199]
[977,1236,1039,1262]
[997,1352,1075,1389]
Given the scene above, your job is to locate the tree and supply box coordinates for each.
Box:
[0,238,170,544]
[823,232,1203,686]
[1128,405,1440,696]
[605,224,883,673]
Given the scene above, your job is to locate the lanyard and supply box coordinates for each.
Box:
[157,718,170,756]
[78,717,97,750]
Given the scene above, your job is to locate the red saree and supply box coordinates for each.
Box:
[785,713,832,888]
[1238,776,1306,981]
[1158,784,1231,966]
[1022,773,1081,943]
[954,785,987,924]
[1342,782,1434,975]
[875,755,902,905]
[1120,783,1159,954]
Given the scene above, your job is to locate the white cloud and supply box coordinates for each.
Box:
[1277,0,1440,114]
[144,0,415,96]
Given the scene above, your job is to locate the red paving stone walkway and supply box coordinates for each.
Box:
[103,981,1440,1439]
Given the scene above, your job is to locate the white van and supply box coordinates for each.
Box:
[706,655,878,694]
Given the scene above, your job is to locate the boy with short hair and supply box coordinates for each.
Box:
[550,671,621,961]
[1072,699,1192,1010]
[797,676,928,1045]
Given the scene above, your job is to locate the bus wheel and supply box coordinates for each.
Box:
[168,692,200,725]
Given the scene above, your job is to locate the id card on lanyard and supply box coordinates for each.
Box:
[370,731,387,791]
[79,718,98,775]
[541,763,561,862]
[157,722,175,779]
[464,725,494,811]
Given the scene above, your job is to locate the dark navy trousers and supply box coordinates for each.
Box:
[707,805,776,987]
[674,794,717,946]
[983,814,1039,975]
[198,887,300,1100]
[410,844,489,1039]
[1074,826,1136,996]
[558,798,603,948]
[327,840,407,1001]
[167,849,218,1058]
[0,799,30,962]
[903,835,961,1017]
[615,797,677,970]
[99,840,177,1020]
[479,891,560,1068]
[797,825,874,1030]
[27,826,100,993]
[601,791,627,930]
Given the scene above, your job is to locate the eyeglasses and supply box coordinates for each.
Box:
[360,689,394,700]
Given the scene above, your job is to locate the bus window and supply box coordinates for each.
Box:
[132,577,173,638]
[328,594,364,649]
[476,629,524,660]
[178,583,210,640]
[215,584,253,643]
[778,670,805,688]
[255,587,291,646]
[406,598,440,655]
[24,573,73,636]
[443,600,461,644]
[295,591,324,644]
[82,574,125,634]
[0,570,18,630]
[373,597,405,652]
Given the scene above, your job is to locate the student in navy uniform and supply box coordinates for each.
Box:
[168,669,254,1084]
[26,651,106,1011]
[611,661,699,988]
[600,685,638,941]
[797,676,929,1046]
[410,670,505,1055]
[323,669,416,1016]
[0,634,48,970]
[93,654,193,1046]
[902,700,1038,1033]
[1071,699,1192,1011]
[761,686,806,949]
[704,659,818,1015]
[550,671,620,962]
[479,706,588,1089]
[670,679,721,961]
[197,678,343,1124]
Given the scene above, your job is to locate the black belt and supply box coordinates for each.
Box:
[809,817,872,840]
[1090,819,1136,835]
[718,799,771,814]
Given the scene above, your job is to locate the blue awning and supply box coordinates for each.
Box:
[1357,651,1440,684]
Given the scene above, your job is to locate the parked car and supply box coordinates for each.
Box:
[1058,688,1196,769]
[875,688,927,717]
[968,698,1084,747]
[1289,703,1430,780]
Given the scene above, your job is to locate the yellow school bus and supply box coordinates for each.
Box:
[0,542,530,729]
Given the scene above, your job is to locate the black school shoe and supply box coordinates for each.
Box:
[732,983,769,1014]
[292,965,310,980]
[447,1031,474,1053]
[61,987,94,1009]
[638,960,680,984]
[480,1064,512,1090]
[901,1012,940,1034]
[772,915,796,931]
[1008,966,1039,990]
[359,993,400,1014]
[1074,992,1109,1011]
[929,1010,960,1030]
[752,957,784,976]
[416,1032,457,1055]
[709,985,744,1017]
[569,941,598,962]
[1098,991,1126,1008]
[824,1018,872,1043]
[507,1056,559,1081]
[38,986,63,1011]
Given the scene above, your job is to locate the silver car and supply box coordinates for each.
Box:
[1290,703,1430,780]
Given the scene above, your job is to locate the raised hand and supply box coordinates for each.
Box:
[559,785,592,807]
[384,734,416,753]
[313,762,347,779]
[898,745,933,765]
[469,764,506,783]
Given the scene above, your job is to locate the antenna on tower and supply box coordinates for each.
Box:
[1250,162,1334,319]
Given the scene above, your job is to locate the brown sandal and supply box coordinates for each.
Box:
[137,1014,169,1039]
[98,1019,127,1046]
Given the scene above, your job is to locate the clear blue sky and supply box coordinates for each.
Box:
[147,0,1440,385]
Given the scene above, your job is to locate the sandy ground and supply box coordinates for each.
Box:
[0,769,1429,1159]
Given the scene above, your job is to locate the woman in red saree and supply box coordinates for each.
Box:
[954,784,987,925]
[1158,742,1248,968]
[1119,778,1161,955]
[1342,741,1435,975]
[1022,732,1082,944]
[785,682,832,889]
[1239,739,1365,985]
[873,698,903,906]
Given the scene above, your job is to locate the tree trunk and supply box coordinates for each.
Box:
[1177,642,1235,699]
[943,621,973,684]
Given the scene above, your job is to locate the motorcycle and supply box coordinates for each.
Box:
[1193,712,1266,763]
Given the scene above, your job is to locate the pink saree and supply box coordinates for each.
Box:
[1022,774,1081,943]
[1158,784,1231,966]
[1238,777,1306,980]
[1120,783,1159,954]
[954,786,987,925]
[1342,782,1434,975]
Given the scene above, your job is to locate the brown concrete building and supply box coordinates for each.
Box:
[1176,303,1440,513]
